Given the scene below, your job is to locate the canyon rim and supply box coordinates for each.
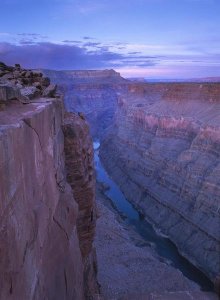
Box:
[1,62,219,299]
[1,0,220,299]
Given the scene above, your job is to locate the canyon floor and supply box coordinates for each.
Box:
[94,183,218,300]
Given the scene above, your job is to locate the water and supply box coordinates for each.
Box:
[94,141,214,292]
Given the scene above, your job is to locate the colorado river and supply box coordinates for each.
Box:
[94,141,214,292]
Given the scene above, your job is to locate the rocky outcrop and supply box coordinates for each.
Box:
[0,64,99,299]
[42,69,129,138]
[100,82,220,289]
[0,62,57,107]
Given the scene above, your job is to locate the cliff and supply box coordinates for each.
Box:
[41,69,129,138]
[100,82,220,289]
[0,63,99,299]
[63,113,98,298]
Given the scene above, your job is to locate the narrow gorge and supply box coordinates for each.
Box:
[46,69,220,298]
[0,63,219,299]
[100,82,220,288]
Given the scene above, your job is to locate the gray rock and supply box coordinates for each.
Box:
[43,84,57,97]
[0,70,6,77]
[1,73,14,81]
[41,76,50,87]
[0,83,21,101]
[15,63,21,70]
[20,86,40,100]
[25,71,32,78]
[33,82,42,89]
[13,70,21,78]
[16,83,23,89]
[33,71,43,77]
[0,62,13,71]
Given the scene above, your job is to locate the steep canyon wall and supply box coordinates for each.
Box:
[42,69,129,138]
[100,83,220,287]
[0,64,98,299]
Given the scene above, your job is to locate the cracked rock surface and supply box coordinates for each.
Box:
[0,63,99,299]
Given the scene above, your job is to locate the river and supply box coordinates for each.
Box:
[94,141,214,292]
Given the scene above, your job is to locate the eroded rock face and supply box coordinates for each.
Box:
[63,112,99,299]
[0,63,99,299]
[42,69,129,138]
[0,99,85,300]
[100,82,220,287]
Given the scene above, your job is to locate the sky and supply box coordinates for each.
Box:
[0,0,220,78]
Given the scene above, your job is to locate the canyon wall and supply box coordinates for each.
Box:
[63,112,98,298]
[42,69,129,138]
[0,63,98,299]
[100,82,220,288]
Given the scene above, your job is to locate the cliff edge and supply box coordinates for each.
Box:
[0,63,99,299]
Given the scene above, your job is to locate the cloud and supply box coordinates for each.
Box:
[0,42,158,70]
[83,36,95,40]
[83,42,101,47]
[17,33,48,38]
[0,40,218,78]
[62,40,83,44]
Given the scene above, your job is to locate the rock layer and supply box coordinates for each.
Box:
[0,64,99,299]
[63,112,99,298]
[100,82,220,288]
[42,69,129,138]
[95,183,202,299]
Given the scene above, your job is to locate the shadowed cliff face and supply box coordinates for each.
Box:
[0,100,85,300]
[41,68,220,289]
[0,64,99,300]
[10,64,219,297]
[42,69,129,138]
[63,112,99,298]
[99,82,220,288]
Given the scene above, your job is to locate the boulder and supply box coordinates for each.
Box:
[0,83,21,101]
[41,76,50,87]
[1,73,14,81]
[13,70,21,78]
[33,81,42,89]
[20,86,40,100]
[15,63,21,70]
[0,62,13,72]
[43,84,57,97]
[33,71,43,77]
[25,71,33,78]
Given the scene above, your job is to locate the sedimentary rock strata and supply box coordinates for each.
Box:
[42,69,129,138]
[0,64,99,299]
[95,183,202,299]
[63,112,98,298]
[100,82,220,288]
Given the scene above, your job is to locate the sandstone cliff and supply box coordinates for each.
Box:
[0,63,99,299]
[100,82,220,289]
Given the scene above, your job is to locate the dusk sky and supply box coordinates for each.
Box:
[0,0,220,78]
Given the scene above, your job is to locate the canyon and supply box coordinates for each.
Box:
[42,69,129,138]
[0,63,219,300]
[45,69,220,294]
[99,82,220,292]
